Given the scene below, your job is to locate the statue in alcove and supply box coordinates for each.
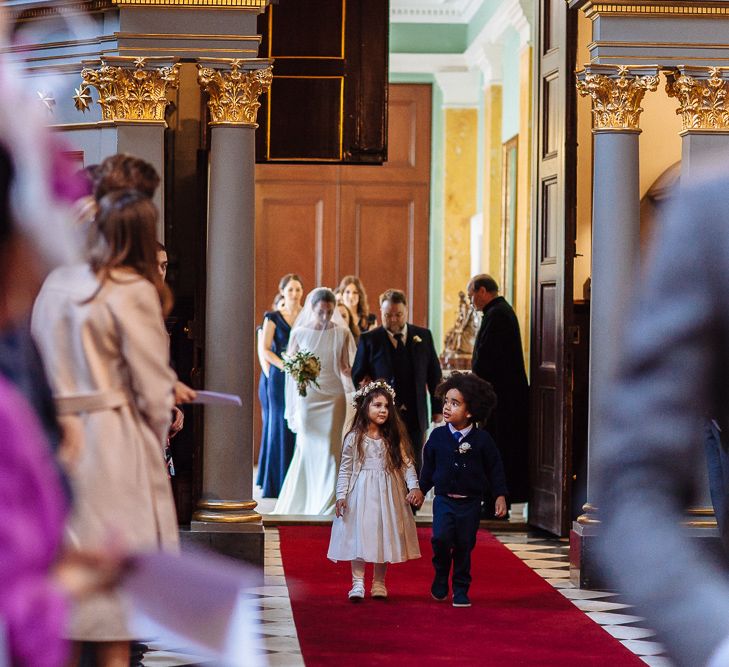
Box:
[441,291,482,370]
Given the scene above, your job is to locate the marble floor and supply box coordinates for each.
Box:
[141,528,672,666]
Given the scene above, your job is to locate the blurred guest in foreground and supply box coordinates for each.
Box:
[32,190,182,666]
[597,170,729,667]
[0,143,121,667]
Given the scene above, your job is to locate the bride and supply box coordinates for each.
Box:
[272,287,356,515]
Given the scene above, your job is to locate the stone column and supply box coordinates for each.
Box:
[189,59,272,565]
[666,65,729,530]
[76,57,180,235]
[571,64,660,587]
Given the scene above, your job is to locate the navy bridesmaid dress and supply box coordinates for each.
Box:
[257,310,296,497]
[255,326,269,491]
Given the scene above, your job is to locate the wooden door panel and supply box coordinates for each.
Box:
[255,182,338,321]
[340,184,429,326]
[341,84,431,184]
[256,0,389,164]
[529,0,577,536]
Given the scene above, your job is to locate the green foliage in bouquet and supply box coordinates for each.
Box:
[282,349,321,397]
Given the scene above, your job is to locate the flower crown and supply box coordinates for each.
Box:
[351,380,396,408]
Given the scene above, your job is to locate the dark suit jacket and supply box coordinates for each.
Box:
[419,425,507,499]
[352,324,442,434]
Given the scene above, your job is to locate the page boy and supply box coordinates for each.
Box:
[409,372,507,607]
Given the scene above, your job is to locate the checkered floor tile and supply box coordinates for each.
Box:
[142,529,671,666]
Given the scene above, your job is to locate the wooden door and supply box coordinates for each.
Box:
[254,84,431,453]
[528,0,577,535]
[255,179,339,318]
[339,182,429,325]
[256,0,389,164]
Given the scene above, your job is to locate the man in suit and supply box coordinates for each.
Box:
[597,172,729,667]
[352,288,443,471]
[468,274,529,508]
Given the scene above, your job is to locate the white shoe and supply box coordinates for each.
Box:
[371,581,388,599]
[348,581,365,601]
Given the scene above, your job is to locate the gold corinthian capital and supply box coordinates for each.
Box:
[576,64,660,132]
[666,66,729,132]
[197,60,273,127]
[78,57,180,123]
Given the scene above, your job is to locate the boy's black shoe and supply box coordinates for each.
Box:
[452,591,471,607]
[430,578,448,601]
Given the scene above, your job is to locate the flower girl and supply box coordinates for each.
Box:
[328,380,421,600]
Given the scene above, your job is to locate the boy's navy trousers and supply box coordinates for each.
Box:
[431,495,481,593]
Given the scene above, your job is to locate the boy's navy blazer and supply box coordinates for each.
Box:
[419,425,508,499]
[351,323,442,433]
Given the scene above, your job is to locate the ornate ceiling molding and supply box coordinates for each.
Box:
[390,0,484,24]
[391,0,531,89]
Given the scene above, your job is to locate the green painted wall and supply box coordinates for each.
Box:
[390,23,468,54]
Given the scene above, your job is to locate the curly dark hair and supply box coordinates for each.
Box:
[435,372,497,424]
[347,387,414,473]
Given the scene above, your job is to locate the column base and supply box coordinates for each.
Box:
[182,499,265,575]
[570,514,726,589]
[570,520,610,590]
[181,524,264,578]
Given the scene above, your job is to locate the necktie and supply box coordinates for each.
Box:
[394,333,404,350]
[452,429,462,443]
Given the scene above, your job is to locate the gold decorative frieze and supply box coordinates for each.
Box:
[584,2,729,18]
[78,57,180,122]
[576,64,660,131]
[666,66,729,131]
[197,59,272,127]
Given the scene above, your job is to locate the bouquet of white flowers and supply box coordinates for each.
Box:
[282,350,321,397]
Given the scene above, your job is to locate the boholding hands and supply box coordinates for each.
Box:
[335,499,347,518]
[406,488,424,508]
[494,495,507,518]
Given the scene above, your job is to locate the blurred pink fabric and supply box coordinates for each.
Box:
[0,375,68,667]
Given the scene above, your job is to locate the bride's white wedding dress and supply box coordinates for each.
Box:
[272,324,355,515]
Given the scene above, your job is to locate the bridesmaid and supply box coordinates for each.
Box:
[257,274,303,497]
[337,275,377,333]
[255,294,281,491]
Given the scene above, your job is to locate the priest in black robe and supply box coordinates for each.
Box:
[468,274,530,506]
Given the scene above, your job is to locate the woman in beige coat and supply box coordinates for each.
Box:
[32,190,180,666]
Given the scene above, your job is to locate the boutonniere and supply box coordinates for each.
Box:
[458,442,471,454]
[413,335,422,343]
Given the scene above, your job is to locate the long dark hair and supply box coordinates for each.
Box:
[86,189,172,314]
[346,387,414,474]
[337,275,370,324]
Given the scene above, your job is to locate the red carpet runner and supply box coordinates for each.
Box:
[278,526,644,666]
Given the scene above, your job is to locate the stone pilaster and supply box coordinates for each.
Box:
[75,56,180,232]
[572,64,660,587]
